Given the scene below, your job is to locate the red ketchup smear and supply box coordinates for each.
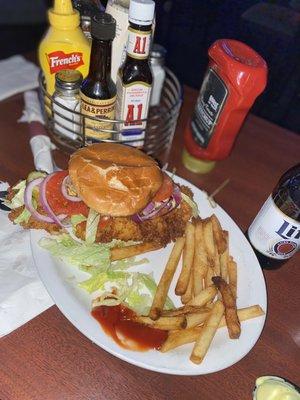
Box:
[92,305,167,351]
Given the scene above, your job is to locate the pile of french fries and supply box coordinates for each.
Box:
[136,215,265,364]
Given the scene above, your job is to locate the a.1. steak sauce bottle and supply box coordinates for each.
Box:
[115,0,155,147]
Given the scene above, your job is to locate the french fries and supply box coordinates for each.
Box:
[160,326,202,353]
[186,310,210,329]
[144,213,264,365]
[211,214,227,254]
[162,305,210,317]
[228,256,238,299]
[136,315,187,330]
[149,237,185,320]
[219,305,264,327]
[192,219,208,296]
[111,242,162,261]
[212,276,241,339]
[220,231,229,281]
[175,222,195,295]
[186,286,217,307]
[160,305,264,352]
[190,300,225,364]
[181,272,193,304]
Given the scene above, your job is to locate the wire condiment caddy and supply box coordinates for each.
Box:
[39,68,182,167]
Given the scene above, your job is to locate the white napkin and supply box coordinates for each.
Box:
[19,90,56,174]
[0,182,54,337]
[0,56,39,101]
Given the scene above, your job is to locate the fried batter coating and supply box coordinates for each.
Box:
[76,185,194,246]
[8,206,61,234]
[8,184,194,246]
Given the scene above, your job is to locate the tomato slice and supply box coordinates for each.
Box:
[45,171,89,217]
[152,173,174,202]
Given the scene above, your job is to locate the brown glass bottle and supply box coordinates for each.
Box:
[247,164,300,269]
[115,0,155,146]
[80,13,116,141]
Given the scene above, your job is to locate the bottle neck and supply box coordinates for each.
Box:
[88,38,112,81]
[125,21,152,61]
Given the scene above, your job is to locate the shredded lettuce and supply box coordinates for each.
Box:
[71,214,87,227]
[39,233,111,269]
[3,180,26,210]
[14,207,31,224]
[85,209,100,243]
[39,233,174,314]
[181,191,199,217]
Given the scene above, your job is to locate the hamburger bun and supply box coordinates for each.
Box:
[69,143,163,216]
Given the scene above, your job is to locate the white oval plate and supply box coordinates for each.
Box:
[30,174,267,375]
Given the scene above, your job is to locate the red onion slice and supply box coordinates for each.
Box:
[39,173,67,228]
[61,175,82,202]
[24,178,56,223]
[132,185,182,223]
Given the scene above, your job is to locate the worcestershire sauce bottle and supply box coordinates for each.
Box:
[115,0,155,147]
[80,13,116,141]
[247,164,300,269]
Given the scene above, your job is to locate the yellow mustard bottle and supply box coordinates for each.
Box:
[39,0,91,95]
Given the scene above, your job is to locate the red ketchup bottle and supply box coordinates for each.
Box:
[182,39,268,173]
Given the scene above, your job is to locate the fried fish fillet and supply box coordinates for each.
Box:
[76,186,193,246]
[8,185,194,246]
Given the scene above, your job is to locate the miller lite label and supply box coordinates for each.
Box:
[248,195,300,260]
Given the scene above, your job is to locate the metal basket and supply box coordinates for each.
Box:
[39,68,182,167]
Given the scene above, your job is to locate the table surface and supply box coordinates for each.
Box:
[0,86,299,400]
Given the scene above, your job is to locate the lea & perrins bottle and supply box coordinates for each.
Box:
[115,0,155,147]
[247,164,300,270]
[38,0,91,95]
[80,13,117,141]
[182,39,267,173]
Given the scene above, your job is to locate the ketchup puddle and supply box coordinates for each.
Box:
[92,305,167,351]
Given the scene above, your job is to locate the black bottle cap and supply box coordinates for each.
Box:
[91,12,116,41]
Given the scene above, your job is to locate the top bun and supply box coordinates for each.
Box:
[68,143,163,217]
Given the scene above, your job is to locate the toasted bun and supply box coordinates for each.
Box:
[68,143,163,216]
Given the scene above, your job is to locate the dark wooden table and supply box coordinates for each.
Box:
[0,86,299,400]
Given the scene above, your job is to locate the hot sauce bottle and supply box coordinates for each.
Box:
[80,13,117,141]
[38,0,91,95]
[115,0,155,147]
[182,39,268,173]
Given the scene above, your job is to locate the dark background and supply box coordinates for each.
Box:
[0,0,299,133]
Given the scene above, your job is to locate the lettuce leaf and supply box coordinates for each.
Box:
[85,209,100,244]
[13,207,31,224]
[39,233,111,269]
[39,233,174,314]
[181,191,199,217]
[70,214,87,227]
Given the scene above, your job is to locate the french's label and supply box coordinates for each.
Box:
[80,92,116,140]
[126,27,151,60]
[47,51,84,74]
[248,195,300,260]
[115,78,151,147]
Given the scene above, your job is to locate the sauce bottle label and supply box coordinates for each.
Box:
[248,195,300,260]
[47,51,84,75]
[80,92,116,140]
[115,80,151,146]
[126,28,151,60]
[191,68,228,148]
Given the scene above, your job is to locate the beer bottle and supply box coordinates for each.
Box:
[115,0,155,147]
[80,13,116,141]
[247,164,300,269]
